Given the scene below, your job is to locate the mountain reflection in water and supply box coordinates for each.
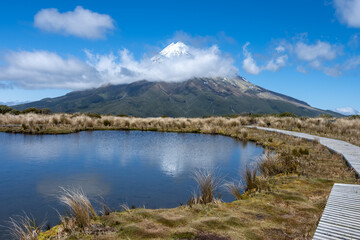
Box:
[0,131,263,238]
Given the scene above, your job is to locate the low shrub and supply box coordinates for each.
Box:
[22,108,51,114]
[277,112,298,118]
[0,105,14,114]
[298,148,309,155]
[86,113,101,119]
[103,119,112,126]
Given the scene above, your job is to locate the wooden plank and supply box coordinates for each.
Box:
[313,184,360,240]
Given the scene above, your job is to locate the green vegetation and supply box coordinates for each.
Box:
[0,105,20,115]
[0,105,51,115]
[0,105,14,114]
[21,107,52,115]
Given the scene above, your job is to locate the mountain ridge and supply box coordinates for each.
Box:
[13,76,341,117]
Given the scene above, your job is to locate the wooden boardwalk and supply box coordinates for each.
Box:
[313,184,360,240]
[249,126,360,176]
[248,127,360,239]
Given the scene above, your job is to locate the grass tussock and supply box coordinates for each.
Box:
[58,187,97,229]
[189,170,221,205]
[223,181,243,200]
[7,213,43,240]
[258,152,284,178]
[244,167,259,191]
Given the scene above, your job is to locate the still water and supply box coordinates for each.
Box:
[0,131,263,236]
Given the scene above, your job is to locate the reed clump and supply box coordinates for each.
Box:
[58,187,97,229]
[224,165,271,199]
[258,153,284,178]
[223,181,243,200]
[244,167,259,191]
[7,213,43,240]
[189,170,221,205]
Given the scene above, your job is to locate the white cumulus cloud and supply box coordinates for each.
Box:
[242,42,287,75]
[265,55,288,72]
[295,41,338,62]
[34,6,114,39]
[294,40,343,76]
[242,43,261,74]
[275,45,285,53]
[0,43,238,89]
[296,66,307,74]
[321,55,360,77]
[335,107,360,115]
[0,50,99,89]
[334,0,360,28]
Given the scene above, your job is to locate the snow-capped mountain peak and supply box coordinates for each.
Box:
[159,42,190,58]
[151,42,190,62]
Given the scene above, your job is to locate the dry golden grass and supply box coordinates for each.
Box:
[58,187,97,229]
[223,181,243,200]
[258,153,284,178]
[0,113,359,146]
[7,213,43,240]
[189,170,222,205]
[244,167,259,191]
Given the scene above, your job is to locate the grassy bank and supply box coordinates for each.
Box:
[1,114,359,239]
[1,113,360,146]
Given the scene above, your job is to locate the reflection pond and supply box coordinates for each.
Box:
[0,131,263,236]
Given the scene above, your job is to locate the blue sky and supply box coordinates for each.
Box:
[0,0,359,114]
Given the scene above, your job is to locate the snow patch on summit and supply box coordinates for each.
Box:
[151,42,190,62]
[160,42,190,57]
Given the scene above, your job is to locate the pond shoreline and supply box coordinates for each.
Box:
[1,114,359,239]
[1,113,359,146]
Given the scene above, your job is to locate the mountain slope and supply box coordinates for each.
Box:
[14,77,340,117]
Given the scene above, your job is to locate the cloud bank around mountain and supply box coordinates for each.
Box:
[34,6,114,39]
[0,43,238,90]
[335,107,359,116]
